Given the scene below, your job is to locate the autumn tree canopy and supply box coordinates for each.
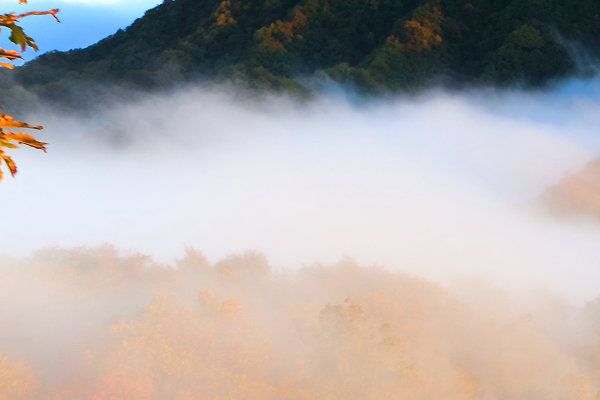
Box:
[0,0,58,181]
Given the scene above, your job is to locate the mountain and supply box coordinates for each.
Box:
[4,0,600,104]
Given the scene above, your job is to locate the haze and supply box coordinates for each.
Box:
[2,82,600,302]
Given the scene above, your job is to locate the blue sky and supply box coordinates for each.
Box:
[0,0,161,61]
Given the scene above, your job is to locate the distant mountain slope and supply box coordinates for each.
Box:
[543,158,600,221]
[4,0,600,103]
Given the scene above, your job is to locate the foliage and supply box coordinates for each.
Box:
[2,247,600,398]
[543,158,600,219]
[2,0,600,103]
[0,0,58,180]
[0,355,36,400]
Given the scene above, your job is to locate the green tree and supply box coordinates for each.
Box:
[483,24,572,85]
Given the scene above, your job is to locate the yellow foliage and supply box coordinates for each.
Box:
[88,293,279,399]
[214,0,237,27]
[2,249,600,399]
[0,356,36,400]
[402,4,443,52]
[255,6,307,49]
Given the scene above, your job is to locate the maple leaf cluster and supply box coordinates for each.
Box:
[0,0,58,180]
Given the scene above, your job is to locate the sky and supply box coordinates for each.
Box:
[0,0,161,61]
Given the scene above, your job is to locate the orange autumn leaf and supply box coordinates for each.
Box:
[0,1,58,180]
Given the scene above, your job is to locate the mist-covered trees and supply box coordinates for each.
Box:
[2,245,600,398]
[3,0,600,104]
[0,355,35,399]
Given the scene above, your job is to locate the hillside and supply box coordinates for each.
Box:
[4,0,600,104]
[543,158,600,221]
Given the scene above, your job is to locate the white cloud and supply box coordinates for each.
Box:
[3,84,600,303]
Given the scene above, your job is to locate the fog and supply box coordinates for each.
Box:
[4,82,600,300]
[2,82,600,398]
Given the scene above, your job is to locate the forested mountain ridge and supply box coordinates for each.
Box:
[4,0,600,103]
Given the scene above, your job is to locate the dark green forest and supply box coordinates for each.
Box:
[3,0,600,104]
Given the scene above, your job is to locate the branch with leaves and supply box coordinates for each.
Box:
[0,0,59,181]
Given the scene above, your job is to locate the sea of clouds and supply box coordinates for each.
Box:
[3,81,600,302]
[2,81,600,398]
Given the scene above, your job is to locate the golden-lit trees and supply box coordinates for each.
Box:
[2,247,600,399]
[88,293,281,400]
[0,355,36,400]
[543,158,600,220]
[0,0,58,180]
